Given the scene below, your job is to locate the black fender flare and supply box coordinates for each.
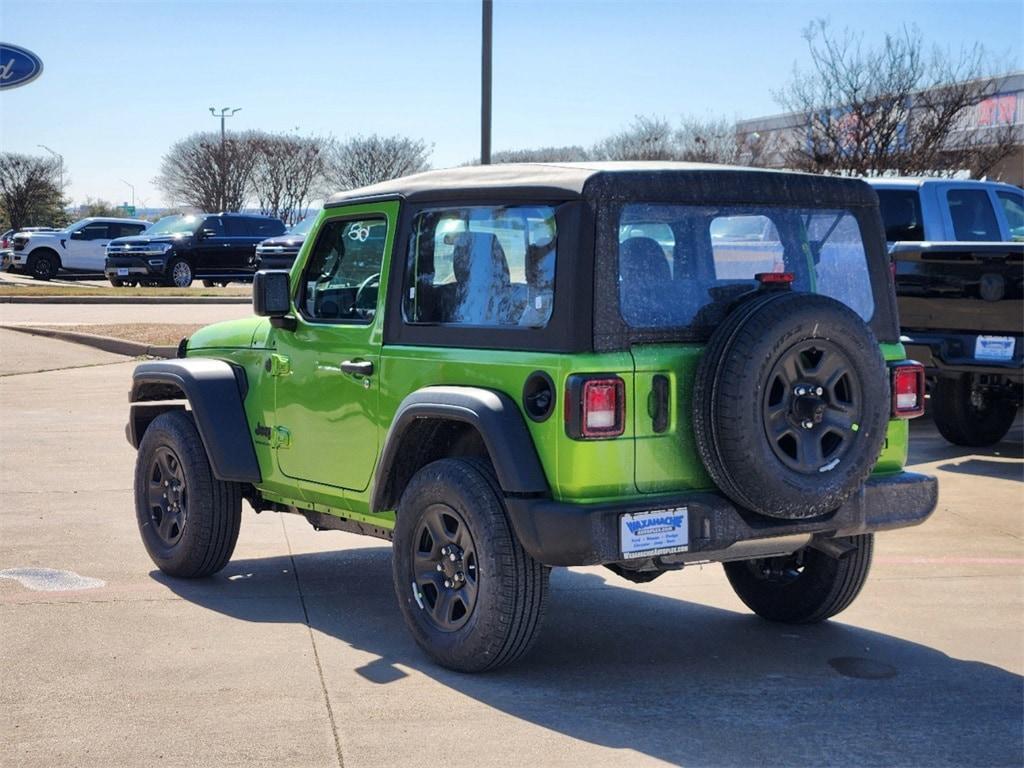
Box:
[128,359,261,484]
[370,386,548,512]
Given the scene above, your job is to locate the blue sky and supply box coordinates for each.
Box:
[2,0,1021,208]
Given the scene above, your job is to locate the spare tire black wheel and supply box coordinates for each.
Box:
[692,291,889,520]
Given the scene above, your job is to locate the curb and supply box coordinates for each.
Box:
[0,324,177,359]
[0,296,250,304]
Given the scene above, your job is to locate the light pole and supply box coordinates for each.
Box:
[37,144,64,193]
[209,106,242,143]
[120,179,135,209]
[481,0,492,165]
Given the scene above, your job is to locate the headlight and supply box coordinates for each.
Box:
[153,243,173,253]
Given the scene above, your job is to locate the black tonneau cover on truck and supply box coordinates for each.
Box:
[892,242,1024,334]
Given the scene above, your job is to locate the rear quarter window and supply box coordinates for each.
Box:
[404,206,557,328]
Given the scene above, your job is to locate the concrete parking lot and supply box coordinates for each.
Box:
[1,317,1021,768]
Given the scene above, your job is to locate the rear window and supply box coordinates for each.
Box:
[618,204,875,330]
[876,189,925,242]
[947,189,1001,241]
[404,206,556,328]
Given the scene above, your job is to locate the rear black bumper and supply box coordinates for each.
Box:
[903,331,1023,382]
[504,472,937,567]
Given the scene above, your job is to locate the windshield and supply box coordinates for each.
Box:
[618,204,876,330]
[145,214,204,236]
[287,212,319,237]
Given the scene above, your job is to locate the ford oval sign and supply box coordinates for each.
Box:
[0,44,44,90]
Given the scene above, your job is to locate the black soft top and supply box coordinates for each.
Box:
[325,161,879,208]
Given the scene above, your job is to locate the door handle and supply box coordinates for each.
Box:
[340,360,374,376]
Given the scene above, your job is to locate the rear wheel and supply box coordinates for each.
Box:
[109,278,124,287]
[723,534,874,623]
[202,279,215,288]
[931,375,1017,447]
[392,458,549,672]
[134,411,242,578]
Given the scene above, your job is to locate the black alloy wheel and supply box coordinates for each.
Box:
[411,503,479,632]
[147,446,188,546]
[763,339,862,474]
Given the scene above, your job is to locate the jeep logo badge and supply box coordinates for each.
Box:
[0,43,44,90]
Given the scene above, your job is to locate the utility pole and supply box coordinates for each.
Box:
[481,0,492,165]
[120,178,135,208]
[209,106,242,143]
[37,144,63,193]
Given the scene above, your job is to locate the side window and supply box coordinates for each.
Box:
[876,189,925,242]
[996,191,1024,241]
[78,223,111,241]
[110,223,146,238]
[224,218,248,237]
[404,205,557,328]
[947,189,1000,241]
[301,218,386,323]
[201,217,224,237]
[251,219,285,237]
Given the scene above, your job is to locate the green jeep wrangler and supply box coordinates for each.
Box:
[127,162,937,672]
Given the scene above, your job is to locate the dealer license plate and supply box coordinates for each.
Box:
[620,507,689,559]
[117,268,129,277]
[975,335,1015,362]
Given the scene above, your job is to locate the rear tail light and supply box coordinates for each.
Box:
[890,362,925,418]
[755,272,795,285]
[565,375,625,439]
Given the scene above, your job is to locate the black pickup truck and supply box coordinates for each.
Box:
[893,242,1023,446]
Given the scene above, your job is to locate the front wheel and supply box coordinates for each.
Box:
[29,252,58,280]
[931,375,1017,447]
[134,411,242,578]
[167,258,193,288]
[109,278,124,287]
[392,458,549,672]
[723,534,873,623]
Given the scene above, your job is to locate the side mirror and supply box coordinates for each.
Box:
[70,230,85,240]
[199,228,218,239]
[253,270,293,326]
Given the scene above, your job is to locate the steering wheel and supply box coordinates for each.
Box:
[353,272,381,312]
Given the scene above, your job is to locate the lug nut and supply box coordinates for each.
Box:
[449,553,457,562]
[436,563,443,572]
[454,572,464,582]
[802,420,814,430]
[444,579,452,588]
[815,387,824,396]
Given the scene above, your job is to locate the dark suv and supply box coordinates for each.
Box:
[105,212,284,287]
[251,211,320,271]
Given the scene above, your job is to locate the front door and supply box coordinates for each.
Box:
[194,217,231,272]
[63,221,111,270]
[271,202,396,491]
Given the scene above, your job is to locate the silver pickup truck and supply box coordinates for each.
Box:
[868,178,1023,446]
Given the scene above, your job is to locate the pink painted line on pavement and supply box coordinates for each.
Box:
[876,556,1024,565]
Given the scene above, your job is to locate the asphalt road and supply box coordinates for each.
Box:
[1,328,1021,768]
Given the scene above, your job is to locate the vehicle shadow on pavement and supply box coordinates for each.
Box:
[154,552,1023,767]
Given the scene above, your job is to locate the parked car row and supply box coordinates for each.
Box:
[3,209,319,286]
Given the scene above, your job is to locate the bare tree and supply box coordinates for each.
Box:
[0,152,66,230]
[249,133,329,225]
[488,145,591,164]
[592,116,680,161]
[325,134,431,191]
[78,197,123,218]
[154,131,260,212]
[776,20,1018,177]
[676,117,744,163]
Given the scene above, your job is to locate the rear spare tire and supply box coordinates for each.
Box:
[692,291,889,520]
